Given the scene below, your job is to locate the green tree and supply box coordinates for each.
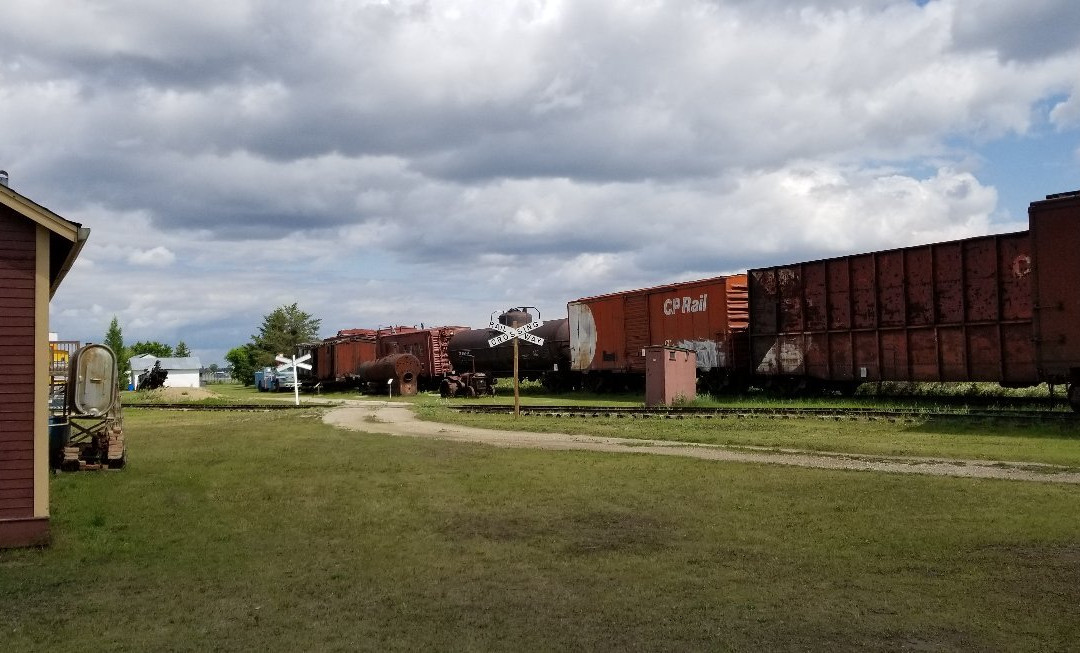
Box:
[129,341,174,358]
[225,345,259,386]
[103,316,128,378]
[174,341,191,357]
[250,303,321,366]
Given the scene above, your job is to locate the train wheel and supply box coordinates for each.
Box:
[585,374,606,394]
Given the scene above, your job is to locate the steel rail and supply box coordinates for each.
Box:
[449,404,1080,423]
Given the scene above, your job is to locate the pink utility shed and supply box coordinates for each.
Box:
[644,346,697,407]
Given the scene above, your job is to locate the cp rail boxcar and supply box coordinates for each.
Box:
[568,275,749,390]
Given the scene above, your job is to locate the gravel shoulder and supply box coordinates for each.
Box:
[323,400,1080,484]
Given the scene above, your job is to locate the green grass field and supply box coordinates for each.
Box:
[415,399,1080,468]
[2,404,1079,651]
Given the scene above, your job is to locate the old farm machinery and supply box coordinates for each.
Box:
[50,343,126,471]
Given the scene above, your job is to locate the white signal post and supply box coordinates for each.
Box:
[487,319,545,417]
[275,353,312,406]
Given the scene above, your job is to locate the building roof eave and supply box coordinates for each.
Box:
[0,184,88,295]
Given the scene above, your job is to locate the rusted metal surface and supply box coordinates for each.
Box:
[749,231,1037,385]
[568,275,749,378]
[1029,191,1080,387]
[310,330,377,385]
[498,308,533,328]
[311,326,467,389]
[357,353,422,396]
[376,326,468,383]
[439,372,496,398]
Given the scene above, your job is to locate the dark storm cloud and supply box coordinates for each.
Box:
[951,0,1080,62]
[412,127,722,184]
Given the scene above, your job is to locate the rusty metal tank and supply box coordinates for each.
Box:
[498,308,533,328]
[356,353,422,396]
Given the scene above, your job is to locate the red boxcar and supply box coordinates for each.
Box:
[568,275,749,387]
[376,326,469,387]
[310,330,377,386]
[748,231,1037,387]
[1029,191,1080,403]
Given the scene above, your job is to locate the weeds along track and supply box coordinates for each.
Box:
[123,401,1079,425]
[451,404,1080,425]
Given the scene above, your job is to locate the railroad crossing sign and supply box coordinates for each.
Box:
[275,353,312,405]
[275,353,312,372]
[487,315,544,418]
[487,320,545,347]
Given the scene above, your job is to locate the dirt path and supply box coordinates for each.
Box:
[323,400,1080,484]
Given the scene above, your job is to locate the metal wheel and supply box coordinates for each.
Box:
[1068,382,1080,413]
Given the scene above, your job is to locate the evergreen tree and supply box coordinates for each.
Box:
[251,303,321,366]
[175,341,191,357]
[129,341,174,358]
[104,316,128,378]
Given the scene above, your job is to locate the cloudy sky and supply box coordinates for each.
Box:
[4,0,1079,365]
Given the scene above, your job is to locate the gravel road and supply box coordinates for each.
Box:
[323,400,1080,484]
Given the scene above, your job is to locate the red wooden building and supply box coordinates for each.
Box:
[0,179,88,548]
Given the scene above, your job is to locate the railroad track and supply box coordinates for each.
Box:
[124,403,318,411]
[450,404,1080,423]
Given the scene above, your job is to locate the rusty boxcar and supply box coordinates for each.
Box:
[568,275,750,390]
[748,189,1080,409]
[748,231,1035,388]
[1028,190,1080,409]
[309,329,378,388]
[376,325,469,389]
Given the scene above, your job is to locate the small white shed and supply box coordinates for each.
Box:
[129,355,203,389]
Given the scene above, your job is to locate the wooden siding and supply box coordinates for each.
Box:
[0,210,36,522]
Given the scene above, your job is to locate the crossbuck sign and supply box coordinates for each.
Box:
[276,353,312,406]
[488,319,544,418]
[487,320,545,347]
